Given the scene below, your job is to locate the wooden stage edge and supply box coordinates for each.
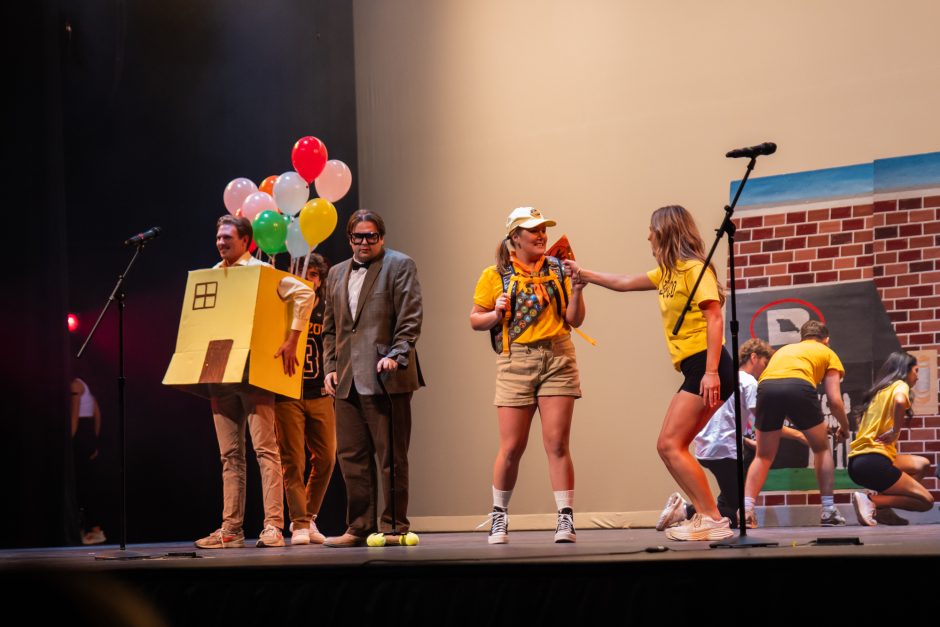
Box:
[2,527,939,624]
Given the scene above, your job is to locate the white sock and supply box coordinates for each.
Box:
[554,489,574,511]
[821,496,834,509]
[492,487,513,510]
[744,496,755,512]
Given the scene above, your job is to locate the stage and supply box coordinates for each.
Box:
[3,525,938,624]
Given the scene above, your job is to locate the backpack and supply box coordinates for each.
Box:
[489,256,569,354]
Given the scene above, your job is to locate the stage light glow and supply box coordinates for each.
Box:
[67,313,79,332]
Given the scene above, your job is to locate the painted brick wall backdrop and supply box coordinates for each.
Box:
[730,152,940,508]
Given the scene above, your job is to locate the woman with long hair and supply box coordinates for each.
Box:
[849,351,934,525]
[471,207,586,544]
[563,205,734,541]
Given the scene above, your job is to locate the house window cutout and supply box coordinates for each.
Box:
[193,282,218,310]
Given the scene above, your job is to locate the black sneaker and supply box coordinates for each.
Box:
[554,507,576,543]
[477,506,509,544]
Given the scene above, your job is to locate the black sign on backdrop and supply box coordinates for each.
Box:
[732,281,901,468]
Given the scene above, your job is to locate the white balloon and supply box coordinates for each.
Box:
[273,171,310,217]
[223,177,257,215]
[285,217,311,258]
[314,160,353,203]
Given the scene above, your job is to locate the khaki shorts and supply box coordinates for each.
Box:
[494,334,581,406]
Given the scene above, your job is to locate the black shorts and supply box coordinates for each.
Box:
[755,378,823,432]
[678,347,734,401]
[848,453,902,493]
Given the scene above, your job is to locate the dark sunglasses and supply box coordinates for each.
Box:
[349,232,381,244]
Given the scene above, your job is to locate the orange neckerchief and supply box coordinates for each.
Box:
[509,252,552,306]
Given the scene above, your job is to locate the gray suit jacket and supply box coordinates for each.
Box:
[323,248,424,398]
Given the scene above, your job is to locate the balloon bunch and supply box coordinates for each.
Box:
[221,136,351,261]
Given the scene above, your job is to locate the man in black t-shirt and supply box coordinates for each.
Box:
[274,254,336,545]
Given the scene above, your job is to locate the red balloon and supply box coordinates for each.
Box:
[291,136,328,183]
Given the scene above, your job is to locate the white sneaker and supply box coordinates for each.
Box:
[308,519,327,544]
[851,492,877,526]
[289,524,311,545]
[820,506,847,527]
[664,513,733,541]
[288,521,326,545]
[256,524,285,548]
[655,492,689,531]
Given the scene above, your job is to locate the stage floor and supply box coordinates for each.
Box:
[3,525,939,568]
[4,527,939,624]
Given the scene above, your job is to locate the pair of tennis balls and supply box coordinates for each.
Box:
[366,532,420,546]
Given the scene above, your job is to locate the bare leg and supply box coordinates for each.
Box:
[656,391,723,520]
[871,472,935,512]
[802,422,834,496]
[895,454,931,483]
[537,396,575,491]
[745,429,782,500]
[493,405,537,490]
[871,455,935,512]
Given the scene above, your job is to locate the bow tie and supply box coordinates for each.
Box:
[351,259,372,271]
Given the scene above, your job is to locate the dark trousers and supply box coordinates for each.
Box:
[688,449,754,527]
[335,387,412,535]
[73,419,102,529]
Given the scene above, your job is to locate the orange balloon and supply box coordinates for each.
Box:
[259,175,278,196]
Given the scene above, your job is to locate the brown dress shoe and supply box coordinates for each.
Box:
[323,532,366,548]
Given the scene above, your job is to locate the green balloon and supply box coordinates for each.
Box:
[253,211,289,255]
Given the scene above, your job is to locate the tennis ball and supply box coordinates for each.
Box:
[366,533,386,547]
[399,532,420,546]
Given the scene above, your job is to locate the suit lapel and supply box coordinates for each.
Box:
[353,255,384,324]
[336,261,353,328]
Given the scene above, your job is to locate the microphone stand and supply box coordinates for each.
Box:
[672,155,777,548]
[77,243,150,560]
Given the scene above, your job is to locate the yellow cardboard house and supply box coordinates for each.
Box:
[163,265,310,399]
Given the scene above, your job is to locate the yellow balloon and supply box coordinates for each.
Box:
[298,197,338,246]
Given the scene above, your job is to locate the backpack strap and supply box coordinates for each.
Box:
[490,265,518,354]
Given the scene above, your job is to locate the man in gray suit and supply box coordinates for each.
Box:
[322,209,424,547]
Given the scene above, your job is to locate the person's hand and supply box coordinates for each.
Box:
[275,337,300,376]
[743,437,757,450]
[833,425,848,443]
[699,372,721,407]
[563,259,582,281]
[377,357,399,373]
[875,428,898,444]
[324,372,337,396]
[494,294,510,316]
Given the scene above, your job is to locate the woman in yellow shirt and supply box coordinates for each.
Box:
[564,205,734,541]
[849,351,934,525]
[471,207,586,544]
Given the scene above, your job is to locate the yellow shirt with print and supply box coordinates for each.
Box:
[646,260,722,371]
[759,340,844,387]
[849,380,909,461]
[473,264,571,344]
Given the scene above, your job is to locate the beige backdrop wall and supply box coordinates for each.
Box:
[351,0,940,521]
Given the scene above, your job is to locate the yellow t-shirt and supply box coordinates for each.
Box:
[849,380,910,461]
[646,259,722,370]
[759,340,845,386]
[473,264,572,344]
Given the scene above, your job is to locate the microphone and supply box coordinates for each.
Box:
[726,142,777,159]
[124,226,163,246]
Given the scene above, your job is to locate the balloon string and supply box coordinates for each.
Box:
[301,246,316,278]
